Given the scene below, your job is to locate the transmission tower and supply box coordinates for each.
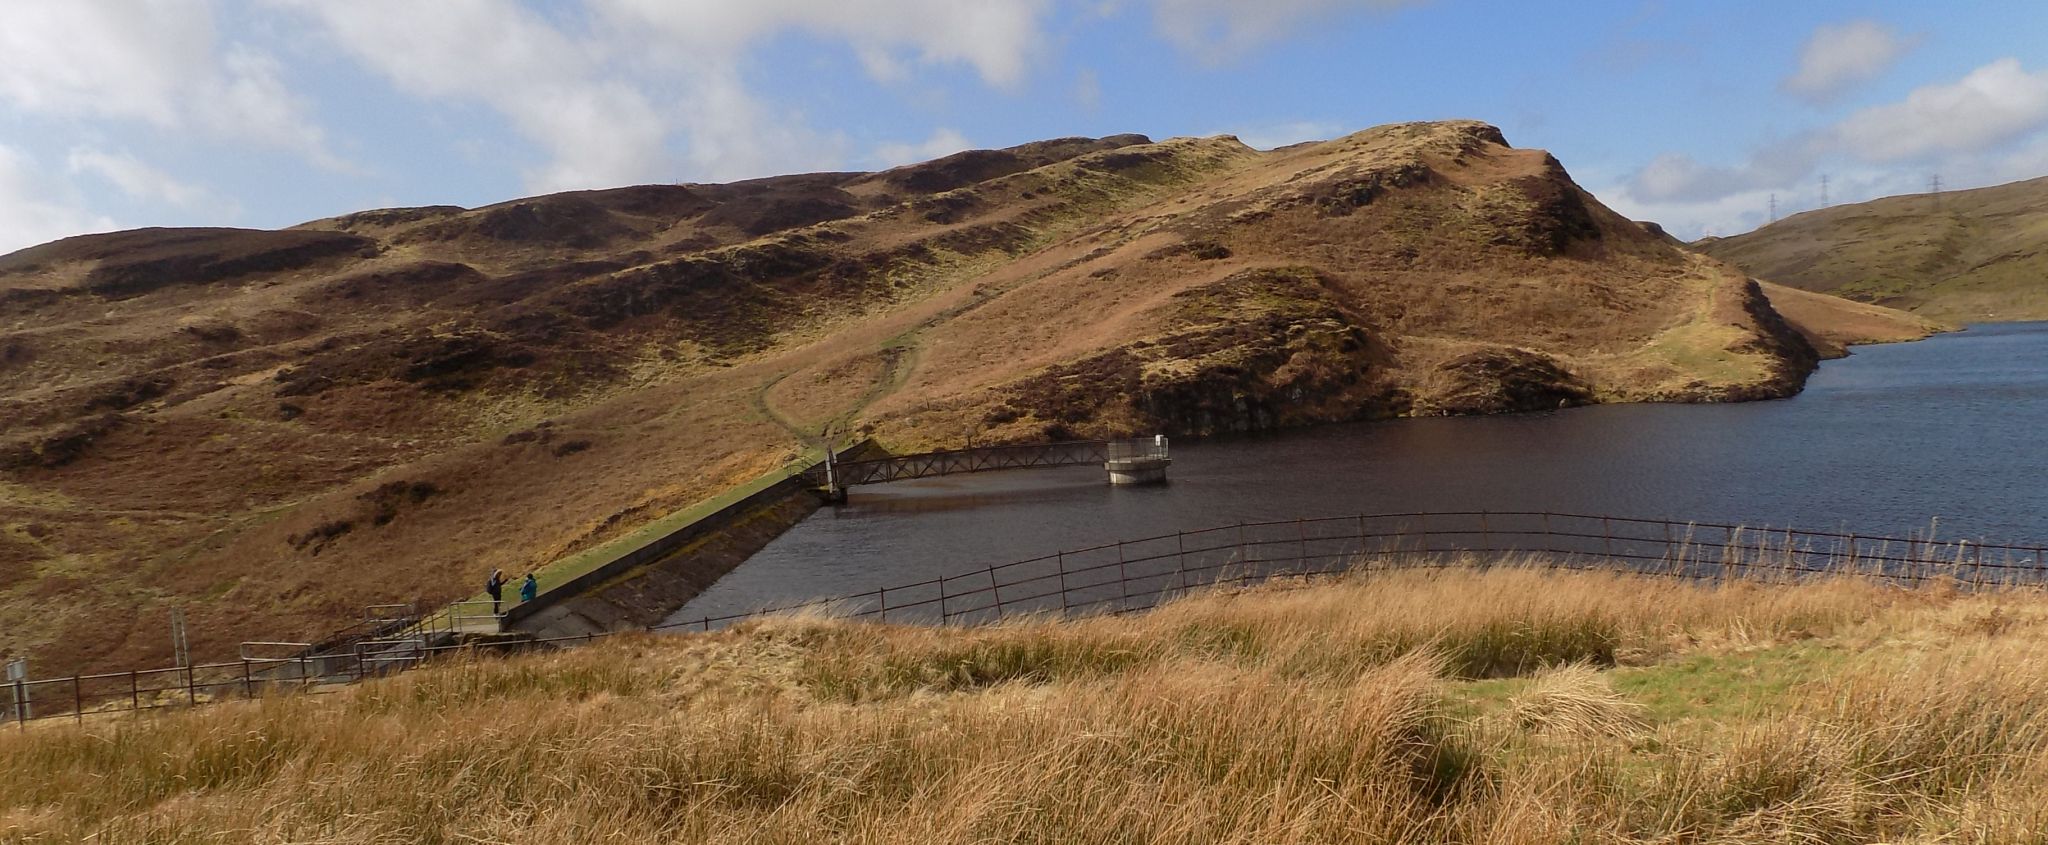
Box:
[1930,174,1944,210]
[1820,174,1830,208]
[1768,193,1777,224]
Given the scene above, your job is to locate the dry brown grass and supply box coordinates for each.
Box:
[1697,174,2048,322]
[11,563,2048,843]
[0,120,1933,680]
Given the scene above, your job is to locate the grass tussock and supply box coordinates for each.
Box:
[8,561,2048,843]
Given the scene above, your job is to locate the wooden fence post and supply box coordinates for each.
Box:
[988,565,1005,619]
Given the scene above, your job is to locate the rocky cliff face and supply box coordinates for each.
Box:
[0,121,1892,673]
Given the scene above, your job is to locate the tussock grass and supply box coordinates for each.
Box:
[8,561,2048,843]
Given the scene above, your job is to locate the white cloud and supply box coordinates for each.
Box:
[593,0,1052,88]
[1783,20,1916,103]
[1074,68,1103,110]
[0,146,118,255]
[875,128,973,168]
[1150,0,1426,61]
[274,0,673,192]
[1831,58,2048,161]
[1623,58,2048,234]
[1626,139,1823,204]
[0,1,341,167]
[278,1,1051,191]
[66,149,211,209]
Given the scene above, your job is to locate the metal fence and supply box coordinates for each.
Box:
[648,511,2044,632]
[7,511,2043,728]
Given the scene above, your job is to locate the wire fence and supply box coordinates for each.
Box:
[7,511,2041,728]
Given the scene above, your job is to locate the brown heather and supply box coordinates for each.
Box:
[7,561,2048,843]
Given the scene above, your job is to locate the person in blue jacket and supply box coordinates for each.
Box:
[519,572,539,603]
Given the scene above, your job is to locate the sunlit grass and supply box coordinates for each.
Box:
[10,561,2048,842]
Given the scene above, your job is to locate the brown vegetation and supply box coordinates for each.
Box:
[0,122,1930,675]
[1697,174,2048,322]
[8,565,2048,842]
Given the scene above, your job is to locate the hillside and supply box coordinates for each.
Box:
[6,566,2047,842]
[0,121,1927,674]
[1696,175,2048,322]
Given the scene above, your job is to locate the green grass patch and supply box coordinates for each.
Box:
[1610,642,1846,727]
[429,450,823,625]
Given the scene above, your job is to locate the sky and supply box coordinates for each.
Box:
[5,0,2048,254]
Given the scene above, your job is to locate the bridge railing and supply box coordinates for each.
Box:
[810,437,1182,489]
[1105,436,1169,462]
[8,511,2040,728]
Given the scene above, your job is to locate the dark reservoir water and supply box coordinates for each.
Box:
[669,322,2048,623]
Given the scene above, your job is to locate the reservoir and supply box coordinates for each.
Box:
[670,322,2048,623]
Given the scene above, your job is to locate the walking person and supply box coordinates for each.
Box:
[486,568,509,615]
[519,572,538,603]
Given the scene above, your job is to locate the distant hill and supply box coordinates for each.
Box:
[1694,176,2048,322]
[0,121,1928,674]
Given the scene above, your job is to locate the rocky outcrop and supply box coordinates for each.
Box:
[1418,349,1593,415]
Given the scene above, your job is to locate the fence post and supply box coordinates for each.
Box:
[988,565,1005,619]
[1602,516,1614,561]
[130,671,140,712]
[939,574,951,623]
[185,662,196,706]
[1722,526,1737,583]
[880,586,889,624]
[1174,532,1189,594]
[1058,552,1070,613]
[1479,511,1491,557]
[1418,513,1430,559]
[1237,523,1251,588]
[1117,541,1130,602]
[1357,514,1370,570]
[73,675,82,723]
[242,659,254,699]
[1661,520,1675,575]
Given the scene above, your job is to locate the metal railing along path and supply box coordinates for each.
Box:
[6,511,2040,727]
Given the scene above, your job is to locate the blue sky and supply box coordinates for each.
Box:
[4,0,2048,253]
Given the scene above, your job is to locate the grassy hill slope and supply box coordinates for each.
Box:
[1696,176,2048,322]
[0,121,1926,674]
[5,566,2047,842]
